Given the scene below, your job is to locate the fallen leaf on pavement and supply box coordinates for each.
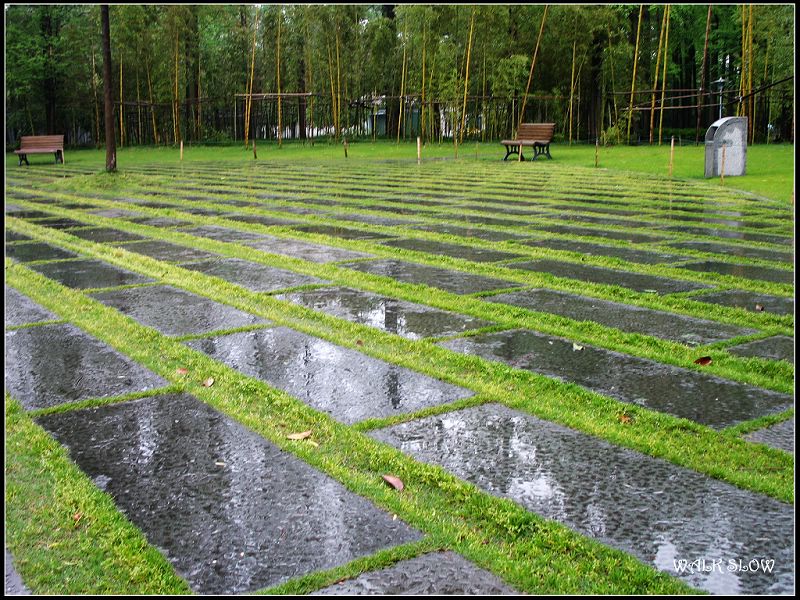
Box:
[382,474,404,491]
[287,430,313,441]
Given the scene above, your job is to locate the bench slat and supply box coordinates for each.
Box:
[15,135,64,165]
[500,123,554,161]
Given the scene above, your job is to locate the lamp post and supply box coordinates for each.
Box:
[712,77,725,120]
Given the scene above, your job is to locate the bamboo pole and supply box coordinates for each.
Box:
[397,20,407,143]
[335,17,342,140]
[518,5,548,134]
[276,7,282,147]
[606,26,620,143]
[91,46,101,148]
[326,41,336,139]
[119,53,124,147]
[244,9,259,148]
[738,5,747,117]
[174,33,180,144]
[747,4,754,143]
[669,135,675,177]
[460,6,476,144]
[626,5,644,145]
[146,59,159,145]
[649,7,667,144]
[658,5,671,146]
[695,5,713,144]
[421,26,426,144]
[568,39,576,145]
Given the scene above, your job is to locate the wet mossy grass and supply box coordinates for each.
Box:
[5,152,792,594]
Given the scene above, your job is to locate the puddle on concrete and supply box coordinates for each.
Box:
[552,214,653,228]
[666,241,794,264]
[658,226,792,246]
[225,214,303,227]
[5,210,54,220]
[87,208,145,219]
[115,240,219,263]
[313,551,518,595]
[678,261,793,285]
[36,393,421,594]
[458,203,542,217]
[181,258,326,292]
[728,336,794,364]
[381,239,525,263]
[242,236,372,264]
[690,290,794,316]
[125,216,193,228]
[332,213,420,227]
[339,259,519,295]
[440,329,791,428]
[177,225,270,243]
[745,417,794,454]
[510,260,711,295]
[5,232,32,243]
[547,205,645,217]
[525,225,668,244]
[66,227,147,243]
[35,218,91,230]
[5,287,58,326]
[29,259,154,289]
[5,323,167,410]
[186,327,473,424]
[291,225,395,241]
[487,289,756,345]
[90,285,268,336]
[371,404,794,595]
[411,224,530,242]
[361,205,429,216]
[519,239,683,265]
[276,287,492,340]
[6,242,79,263]
[438,214,524,228]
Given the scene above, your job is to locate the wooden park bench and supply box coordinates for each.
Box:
[500,123,555,161]
[15,135,65,166]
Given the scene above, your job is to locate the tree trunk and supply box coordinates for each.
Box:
[101,5,116,171]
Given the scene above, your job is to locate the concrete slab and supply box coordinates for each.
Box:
[276,287,492,340]
[28,259,154,289]
[728,336,794,364]
[36,394,422,594]
[4,323,167,410]
[371,404,794,595]
[5,287,58,327]
[66,227,147,244]
[678,261,793,284]
[525,225,667,244]
[690,290,794,316]
[745,417,794,454]
[509,260,712,295]
[6,242,79,263]
[242,236,372,264]
[186,327,474,424]
[666,241,793,264]
[313,551,519,595]
[181,258,326,292]
[440,329,792,428]
[340,260,519,295]
[381,239,525,263]
[115,240,219,263]
[487,289,756,346]
[90,285,268,337]
[521,239,685,265]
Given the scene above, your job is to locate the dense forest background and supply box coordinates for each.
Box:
[5,4,795,149]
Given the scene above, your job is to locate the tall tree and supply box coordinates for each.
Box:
[101,5,116,171]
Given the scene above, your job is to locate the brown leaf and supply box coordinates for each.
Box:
[356,340,364,346]
[382,474,404,491]
[202,377,215,387]
[287,430,312,441]
[72,512,83,525]
[694,356,713,366]
[176,368,189,375]
[618,413,634,424]
[755,303,764,312]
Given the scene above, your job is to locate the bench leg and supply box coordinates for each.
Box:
[55,150,64,164]
[18,154,28,166]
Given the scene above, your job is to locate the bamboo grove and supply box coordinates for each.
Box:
[5,4,795,149]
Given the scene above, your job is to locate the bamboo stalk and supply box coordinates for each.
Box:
[119,53,124,147]
[607,26,620,143]
[695,4,713,144]
[146,58,159,145]
[276,6,282,147]
[244,9,259,148]
[91,46,100,148]
[626,5,644,145]
[658,5,671,146]
[460,6,476,144]
[568,39,576,145]
[397,20,407,143]
[747,4,754,143]
[335,17,342,140]
[649,7,667,144]
[174,32,180,144]
[136,66,142,145]
[518,5,548,134]
[421,26,426,145]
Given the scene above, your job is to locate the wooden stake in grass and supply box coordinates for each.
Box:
[595,137,599,168]
[253,138,257,160]
[180,140,183,161]
[417,136,421,164]
[669,136,674,177]
[343,137,348,158]
[720,143,726,185]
